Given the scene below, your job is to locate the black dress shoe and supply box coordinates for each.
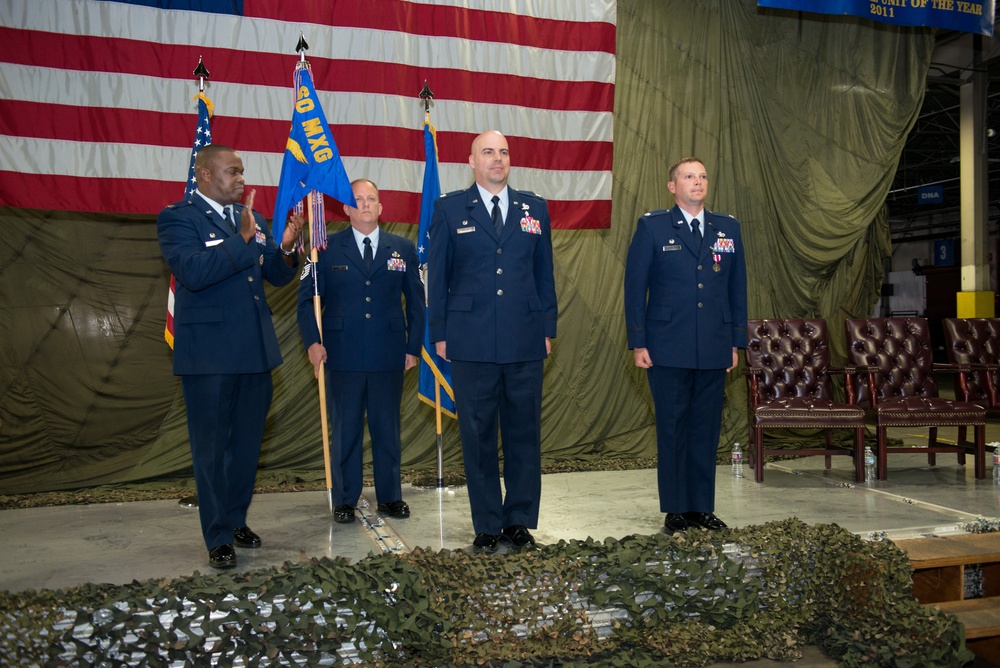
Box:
[683,512,728,531]
[663,513,689,534]
[333,505,356,524]
[472,533,501,554]
[208,544,237,569]
[233,526,261,548]
[377,500,410,518]
[501,525,536,550]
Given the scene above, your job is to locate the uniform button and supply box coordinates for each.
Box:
[254,295,260,301]
[697,265,703,270]
[248,276,254,282]
[366,280,372,286]
[365,313,372,319]
[497,248,502,254]
[697,303,704,308]
[365,297,372,302]
[698,283,704,289]
[497,268,503,275]
[497,289,504,296]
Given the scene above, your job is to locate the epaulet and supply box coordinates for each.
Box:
[518,190,546,202]
[440,189,464,199]
[710,210,739,222]
[643,209,669,217]
[164,200,195,210]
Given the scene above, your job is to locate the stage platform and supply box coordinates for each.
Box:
[3,426,1000,666]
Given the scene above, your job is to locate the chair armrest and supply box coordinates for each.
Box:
[934,363,1000,405]
[746,370,761,406]
[934,362,1000,373]
[834,364,877,407]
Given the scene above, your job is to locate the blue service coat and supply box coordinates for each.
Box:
[427,184,557,361]
[296,227,424,371]
[296,226,424,507]
[624,205,748,369]
[624,204,748,515]
[427,183,557,534]
[158,193,297,374]
[156,192,297,550]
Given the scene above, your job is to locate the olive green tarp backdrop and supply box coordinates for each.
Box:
[0,1,933,495]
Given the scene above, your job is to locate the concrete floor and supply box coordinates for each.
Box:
[3,426,1000,666]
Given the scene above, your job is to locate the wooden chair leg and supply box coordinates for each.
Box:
[754,425,765,482]
[958,425,969,448]
[928,426,937,466]
[823,429,832,469]
[976,424,986,479]
[854,427,865,483]
[878,426,888,480]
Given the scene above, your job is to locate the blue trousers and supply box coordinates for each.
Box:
[452,359,543,535]
[181,372,271,550]
[646,366,726,514]
[326,369,404,507]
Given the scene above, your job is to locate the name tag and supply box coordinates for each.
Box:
[457,226,476,234]
[205,239,223,247]
[662,245,681,252]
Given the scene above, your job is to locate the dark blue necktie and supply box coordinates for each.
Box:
[491,195,503,236]
[363,237,373,272]
[224,206,236,233]
[692,217,702,247]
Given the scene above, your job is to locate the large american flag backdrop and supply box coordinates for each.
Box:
[0,0,616,230]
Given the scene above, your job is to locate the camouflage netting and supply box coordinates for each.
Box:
[0,519,972,667]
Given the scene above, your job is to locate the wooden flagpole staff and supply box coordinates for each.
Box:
[308,194,335,515]
[296,33,335,514]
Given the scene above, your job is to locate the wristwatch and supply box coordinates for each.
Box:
[280,246,295,256]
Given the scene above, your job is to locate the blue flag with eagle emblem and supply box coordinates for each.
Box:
[272,67,354,240]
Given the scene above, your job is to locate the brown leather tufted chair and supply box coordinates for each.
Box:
[942,318,1000,446]
[844,317,986,480]
[745,319,866,482]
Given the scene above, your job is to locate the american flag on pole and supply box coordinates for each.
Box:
[165,91,213,350]
[0,0,615,230]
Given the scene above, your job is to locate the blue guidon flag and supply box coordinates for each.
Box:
[272,66,354,241]
[758,0,994,36]
[416,120,456,418]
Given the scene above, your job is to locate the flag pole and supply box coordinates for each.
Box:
[177,56,212,509]
[420,83,446,489]
[294,34,335,514]
[308,196,335,514]
[434,377,444,488]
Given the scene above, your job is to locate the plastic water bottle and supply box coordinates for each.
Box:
[864,445,876,483]
[731,442,743,479]
[993,448,1000,484]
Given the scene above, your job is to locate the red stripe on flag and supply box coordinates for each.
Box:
[244,0,616,54]
[0,101,612,173]
[0,29,613,113]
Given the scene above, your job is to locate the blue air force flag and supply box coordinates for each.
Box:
[417,121,456,418]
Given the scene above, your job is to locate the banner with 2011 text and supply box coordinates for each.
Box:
[758,0,994,36]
